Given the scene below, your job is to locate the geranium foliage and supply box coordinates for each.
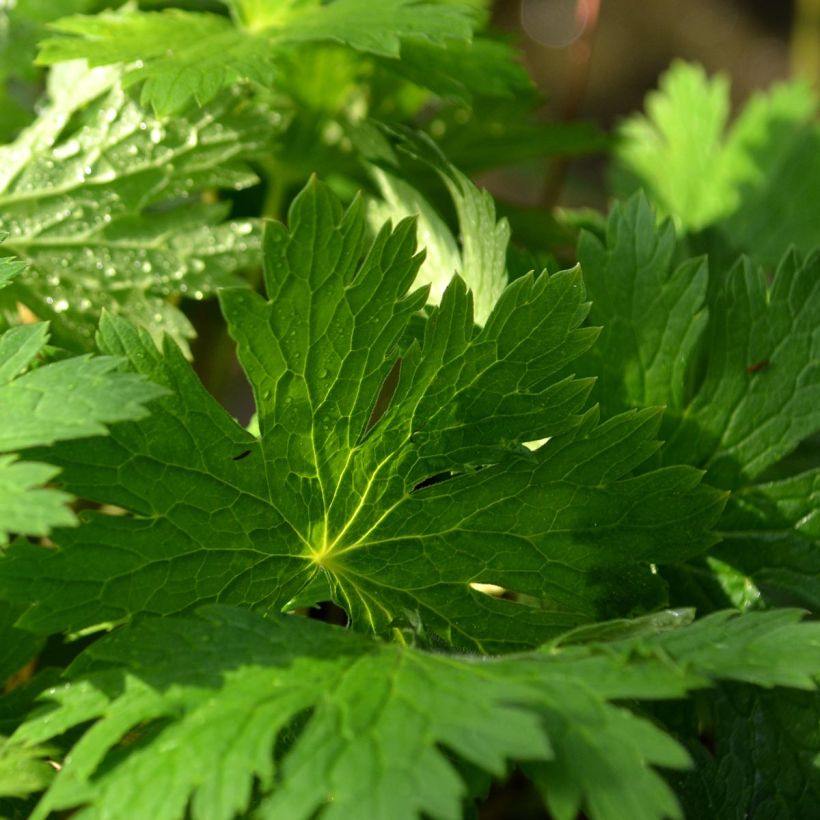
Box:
[0,5,818,820]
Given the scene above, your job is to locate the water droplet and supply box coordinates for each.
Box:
[149,126,163,144]
[193,289,204,300]
[54,299,69,313]
[141,261,153,274]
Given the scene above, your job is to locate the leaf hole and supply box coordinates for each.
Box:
[362,357,401,438]
[307,600,349,627]
[412,471,462,492]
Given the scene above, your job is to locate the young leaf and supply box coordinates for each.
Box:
[0,322,166,545]
[0,61,267,352]
[615,61,738,231]
[615,60,820,265]
[12,606,820,820]
[0,179,724,649]
[38,2,473,114]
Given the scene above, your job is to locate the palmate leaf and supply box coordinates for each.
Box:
[0,60,268,352]
[0,179,724,649]
[10,606,820,820]
[574,193,820,697]
[38,1,473,114]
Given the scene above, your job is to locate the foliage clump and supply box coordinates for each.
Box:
[0,2,818,818]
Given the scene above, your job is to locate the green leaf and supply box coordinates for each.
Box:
[431,99,610,173]
[0,737,55,799]
[576,193,708,417]
[0,326,166,452]
[666,685,820,820]
[615,60,820,265]
[0,245,25,291]
[0,180,724,648]
[0,0,97,141]
[13,606,820,820]
[368,163,508,324]
[39,2,473,114]
[0,601,42,684]
[0,322,166,545]
[615,61,737,231]
[0,458,72,546]
[663,250,820,487]
[715,469,820,609]
[378,35,534,103]
[368,167,462,305]
[575,195,820,490]
[0,60,267,352]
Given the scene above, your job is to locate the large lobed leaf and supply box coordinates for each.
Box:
[9,605,820,820]
[0,60,268,352]
[579,191,820,692]
[0,179,724,649]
